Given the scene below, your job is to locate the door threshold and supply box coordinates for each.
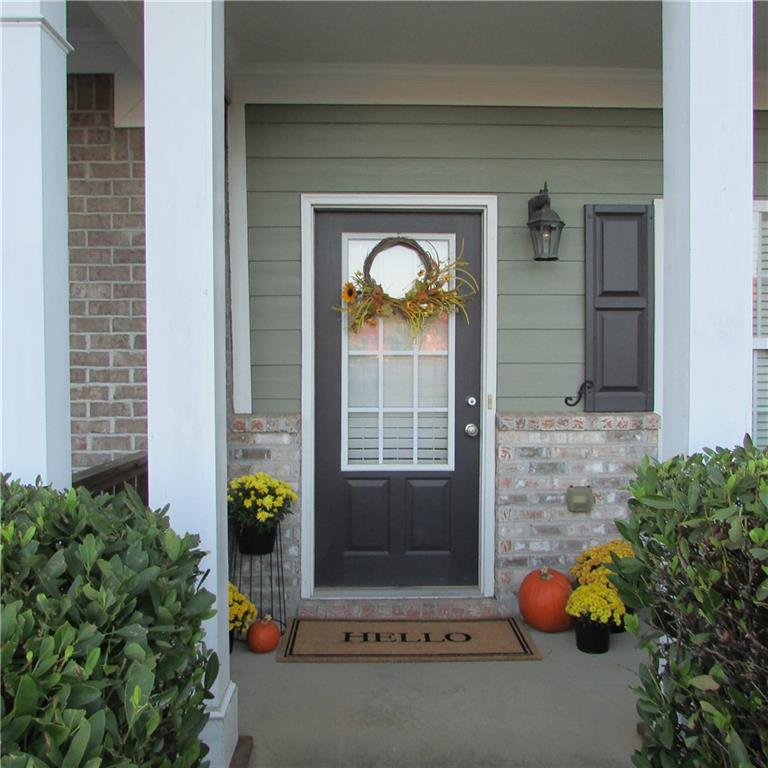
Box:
[311,586,484,600]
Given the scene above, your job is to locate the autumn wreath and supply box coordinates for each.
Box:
[338,236,478,336]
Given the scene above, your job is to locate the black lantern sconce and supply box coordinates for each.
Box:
[527,182,565,261]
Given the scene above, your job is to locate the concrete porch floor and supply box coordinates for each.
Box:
[231,625,644,768]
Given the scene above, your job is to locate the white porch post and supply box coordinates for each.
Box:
[1,2,72,487]
[661,0,753,457]
[144,3,236,767]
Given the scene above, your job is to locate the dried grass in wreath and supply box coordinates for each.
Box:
[338,236,478,336]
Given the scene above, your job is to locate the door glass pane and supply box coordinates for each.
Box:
[419,316,449,352]
[418,357,448,407]
[348,357,378,408]
[382,317,412,352]
[418,413,449,464]
[348,321,378,351]
[383,356,413,407]
[383,413,413,464]
[348,413,379,464]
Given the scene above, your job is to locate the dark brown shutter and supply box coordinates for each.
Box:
[584,205,654,412]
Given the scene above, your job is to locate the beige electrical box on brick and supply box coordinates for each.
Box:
[566,486,594,513]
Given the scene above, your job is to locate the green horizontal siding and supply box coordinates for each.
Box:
[246,158,663,195]
[246,123,663,160]
[244,104,766,414]
[497,331,584,364]
[250,296,301,330]
[249,261,300,296]
[499,363,583,398]
[245,105,664,127]
[498,296,584,330]
[251,365,301,400]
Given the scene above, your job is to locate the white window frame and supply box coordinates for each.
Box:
[300,194,498,600]
[340,232,456,472]
[753,201,768,444]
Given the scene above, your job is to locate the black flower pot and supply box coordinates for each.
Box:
[229,631,235,653]
[238,526,277,555]
[575,619,611,654]
[611,606,634,634]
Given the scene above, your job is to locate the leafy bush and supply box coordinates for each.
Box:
[612,439,767,768]
[0,477,219,768]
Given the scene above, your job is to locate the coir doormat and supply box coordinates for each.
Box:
[278,618,542,663]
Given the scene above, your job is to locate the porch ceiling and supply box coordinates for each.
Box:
[225,1,663,70]
[67,0,767,74]
[67,0,767,110]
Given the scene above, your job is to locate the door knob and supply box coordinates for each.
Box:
[464,423,480,438]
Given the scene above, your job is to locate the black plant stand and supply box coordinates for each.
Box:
[229,523,287,635]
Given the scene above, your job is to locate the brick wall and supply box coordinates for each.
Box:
[229,416,303,615]
[494,412,660,600]
[67,75,147,469]
[228,412,659,620]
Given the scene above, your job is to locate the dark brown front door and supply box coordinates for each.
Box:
[314,211,482,588]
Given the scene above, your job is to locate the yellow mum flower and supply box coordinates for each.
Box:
[227,472,297,530]
[565,582,625,625]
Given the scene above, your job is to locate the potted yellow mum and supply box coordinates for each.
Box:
[570,539,634,633]
[228,581,257,651]
[227,472,298,555]
[565,582,626,654]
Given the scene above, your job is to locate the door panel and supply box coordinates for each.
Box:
[315,211,482,587]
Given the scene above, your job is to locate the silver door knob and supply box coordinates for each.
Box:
[464,423,480,438]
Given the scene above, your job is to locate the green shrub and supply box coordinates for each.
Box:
[0,477,219,768]
[612,438,768,768]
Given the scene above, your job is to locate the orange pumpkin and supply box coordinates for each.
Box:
[518,566,573,632]
[247,619,281,653]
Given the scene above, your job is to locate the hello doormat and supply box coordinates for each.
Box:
[278,618,542,662]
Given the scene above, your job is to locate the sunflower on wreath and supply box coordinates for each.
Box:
[338,236,478,337]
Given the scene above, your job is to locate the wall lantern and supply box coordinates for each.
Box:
[527,182,565,261]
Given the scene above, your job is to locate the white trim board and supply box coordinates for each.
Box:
[230,63,664,108]
[300,194,498,600]
[227,103,252,414]
[653,198,664,459]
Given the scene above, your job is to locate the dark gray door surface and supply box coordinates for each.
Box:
[315,211,482,587]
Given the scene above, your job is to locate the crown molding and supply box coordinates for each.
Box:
[1,16,73,54]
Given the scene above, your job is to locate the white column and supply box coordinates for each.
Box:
[144,4,236,767]
[661,0,753,457]
[1,2,72,487]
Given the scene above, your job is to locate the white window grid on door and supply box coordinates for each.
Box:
[753,203,768,447]
[340,233,456,472]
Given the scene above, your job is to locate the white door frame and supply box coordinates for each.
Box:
[300,194,498,599]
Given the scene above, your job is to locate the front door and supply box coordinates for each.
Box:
[314,211,482,588]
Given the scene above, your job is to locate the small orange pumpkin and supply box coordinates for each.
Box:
[518,566,573,632]
[247,618,281,653]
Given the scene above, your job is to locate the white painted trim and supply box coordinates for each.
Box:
[231,63,664,108]
[200,681,238,768]
[300,194,498,600]
[1,3,72,488]
[481,200,498,598]
[0,17,73,54]
[227,103,252,414]
[653,198,665,459]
